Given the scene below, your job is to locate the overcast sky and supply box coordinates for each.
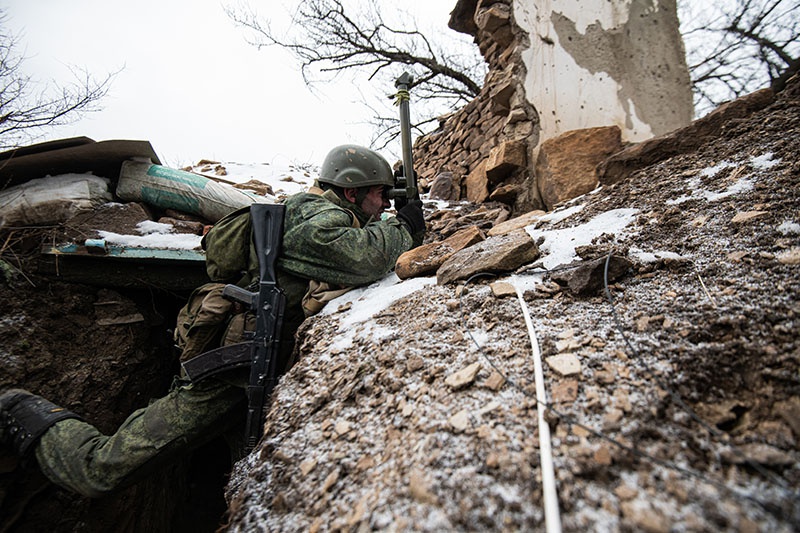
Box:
[2,0,455,167]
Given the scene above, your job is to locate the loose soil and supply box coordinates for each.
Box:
[224,85,799,531]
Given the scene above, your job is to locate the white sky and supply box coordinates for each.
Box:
[1,0,456,168]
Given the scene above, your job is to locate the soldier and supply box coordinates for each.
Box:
[0,144,425,498]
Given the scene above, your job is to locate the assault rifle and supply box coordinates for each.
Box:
[389,72,419,203]
[181,202,286,451]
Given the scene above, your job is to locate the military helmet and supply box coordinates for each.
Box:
[319,145,394,188]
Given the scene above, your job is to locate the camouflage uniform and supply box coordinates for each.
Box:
[31,187,416,497]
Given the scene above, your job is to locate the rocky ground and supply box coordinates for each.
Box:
[1,81,798,532]
[223,83,800,531]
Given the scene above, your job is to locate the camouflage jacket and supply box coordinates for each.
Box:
[277,189,414,326]
[279,188,414,287]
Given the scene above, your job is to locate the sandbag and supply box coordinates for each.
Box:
[0,174,112,228]
[116,160,268,223]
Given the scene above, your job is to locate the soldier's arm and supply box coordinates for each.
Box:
[280,207,413,286]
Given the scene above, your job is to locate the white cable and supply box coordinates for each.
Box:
[514,283,562,533]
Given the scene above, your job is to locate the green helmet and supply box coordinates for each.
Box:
[319,145,394,188]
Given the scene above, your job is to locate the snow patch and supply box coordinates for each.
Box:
[628,247,688,263]
[526,208,639,269]
[699,160,736,177]
[668,152,779,205]
[750,151,780,169]
[777,221,800,235]
[538,203,585,224]
[321,274,437,330]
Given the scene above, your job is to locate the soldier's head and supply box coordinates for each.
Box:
[318,144,394,218]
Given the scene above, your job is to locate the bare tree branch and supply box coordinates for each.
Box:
[225,0,485,147]
[0,13,115,151]
[680,0,800,116]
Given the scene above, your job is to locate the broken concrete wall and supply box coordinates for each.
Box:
[414,0,692,214]
[516,0,692,145]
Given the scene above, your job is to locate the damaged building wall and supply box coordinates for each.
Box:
[516,0,692,144]
[413,0,692,213]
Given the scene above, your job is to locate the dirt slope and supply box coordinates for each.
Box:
[224,84,800,531]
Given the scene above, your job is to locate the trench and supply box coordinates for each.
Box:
[0,281,234,533]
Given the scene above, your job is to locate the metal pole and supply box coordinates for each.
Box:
[395,72,418,201]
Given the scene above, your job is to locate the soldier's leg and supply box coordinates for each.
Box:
[31,378,244,498]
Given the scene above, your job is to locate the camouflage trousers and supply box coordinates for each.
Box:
[34,378,245,498]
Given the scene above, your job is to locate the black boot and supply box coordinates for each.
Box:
[0,389,82,456]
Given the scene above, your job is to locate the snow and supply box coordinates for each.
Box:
[193,161,318,198]
[667,151,780,205]
[750,151,780,169]
[777,221,800,235]
[525,208,640,270]
[98,225,203,250]
[320,273,437,329]
[628,247,687,263]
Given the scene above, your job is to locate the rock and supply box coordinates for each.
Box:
[445,362,482,389]
[490,281,516,297]
[536,126,622,210]
[549,255,632,295]
[157,216,204,235]
[614,484,638,501]
[396,226,485,279]
[593,444,612,465]
[727,250,749,262]
[437,229,540,285]
[621,499,670,533]
[233,179,273,196]
[602,408,624,430]
[406,355,425,372]
[466,160,489,203]
[408,469,438,504]
[776,247,800,265]
[322,468,339,493]
[730,210,768,223]
[334,420,351,436]
[774,397,800,438]
[300,459,317,476]
[488,184,518,204]
[594,363,616,384]
[599,88,775,185]
[555,338,582,352]
[545,353,581,376]
[693,400,748,427]
[449,409,470,432]
[485,140,526,183]
[551,379,579,404]
[428,171,460,201]
[487,209,546,237]
[483,371,506,391]
[720,443,795,466]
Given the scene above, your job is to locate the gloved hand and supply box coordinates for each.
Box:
[396,199,425,235]
[392,164,416,210]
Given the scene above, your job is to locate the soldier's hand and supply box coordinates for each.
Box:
[396,199,425,235]
[392,164,416,210]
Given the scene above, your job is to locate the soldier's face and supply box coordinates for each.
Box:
[360,185,391,218]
